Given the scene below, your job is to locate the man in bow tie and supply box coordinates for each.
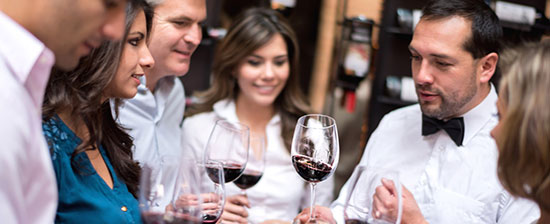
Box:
[296,0,540,223]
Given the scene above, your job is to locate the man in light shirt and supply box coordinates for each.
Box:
[116,0,205,167]
[296,0,540,223]
[0,0,128,223]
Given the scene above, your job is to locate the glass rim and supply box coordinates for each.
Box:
[296,114,337,129]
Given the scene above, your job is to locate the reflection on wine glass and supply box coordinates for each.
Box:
[291,114,339,224]
[140,157,202,224]
[344,166,402,224]
[204,119,249,183]
[234,134,266,195]
[199,161,226,224]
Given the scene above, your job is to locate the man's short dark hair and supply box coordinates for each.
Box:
[421,0,503,59]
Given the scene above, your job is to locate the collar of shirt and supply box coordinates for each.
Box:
[0,11,55,110]
[212,99,281,126]
[460,84,498,146]
[132,76,177,122]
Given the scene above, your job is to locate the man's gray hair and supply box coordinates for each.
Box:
[145,0,164,7]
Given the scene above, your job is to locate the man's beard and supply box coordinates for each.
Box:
[418,79,477,120]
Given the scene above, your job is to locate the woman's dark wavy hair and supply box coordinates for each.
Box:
[42,0,153,198]
[186,7,312,151]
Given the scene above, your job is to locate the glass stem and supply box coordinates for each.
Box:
[309,183,317,222]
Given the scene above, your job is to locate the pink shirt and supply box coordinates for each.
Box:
[0,11,57,223]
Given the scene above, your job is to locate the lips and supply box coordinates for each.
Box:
[174,49,190,56]
[254,84,277,94]
[131,73,144,85]
[418,90,439,101]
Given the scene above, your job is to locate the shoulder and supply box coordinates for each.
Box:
[42,116,74,157]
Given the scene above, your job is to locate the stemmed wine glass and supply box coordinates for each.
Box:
[291,114,340,224]
[344,166,402,224]
[204,119,249,183]
[199,160,226,224]
[234,134,266,195]
[140,157,202,224]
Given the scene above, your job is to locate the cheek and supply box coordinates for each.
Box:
[490,123,501,143]
[237,66,261,82]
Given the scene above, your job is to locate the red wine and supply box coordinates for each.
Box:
[292,155,332,182]
[141,211,201,224]
[205,165,222,184]
[222,163,244,183]
[345,219,368,224]
[234,170,263,190]
[202,214,220,224]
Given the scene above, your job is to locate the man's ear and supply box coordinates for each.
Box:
[478,52,498,83]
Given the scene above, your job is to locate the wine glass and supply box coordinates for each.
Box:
[291,114,340,224]
[344,166,402,224]
[140,157,202,224]
[234,134,266,195]
[204,119,249,183]
[199,160,226,224]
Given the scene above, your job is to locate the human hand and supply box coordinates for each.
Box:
[293,206,335,224]
[220,195,250,224]
[372,178,427,224]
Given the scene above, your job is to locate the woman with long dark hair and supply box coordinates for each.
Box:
[41,0,154,222]
[183,8,333,223]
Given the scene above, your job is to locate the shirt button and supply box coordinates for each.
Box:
[439,146,444,150]
[121,206,128,212]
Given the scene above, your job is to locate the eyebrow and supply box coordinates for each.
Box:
[129,32,145,39]
[169,15,193,22]
[248,54,288,59]
[408,45,454,60]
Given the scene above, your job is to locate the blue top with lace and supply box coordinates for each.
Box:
[42,115,141,224]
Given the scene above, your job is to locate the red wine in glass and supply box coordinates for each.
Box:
[205,161,244,183]
[345,219,368,224]
[202,214,220,224]
[234,170,263,190]
[222,162,244,183]
[292,155,332,182]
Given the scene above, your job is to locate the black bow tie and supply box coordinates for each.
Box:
[422,114,465,146]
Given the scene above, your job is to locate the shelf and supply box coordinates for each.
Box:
[377,96,416,106]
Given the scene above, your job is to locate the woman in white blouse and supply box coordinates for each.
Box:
[182,7,333,224]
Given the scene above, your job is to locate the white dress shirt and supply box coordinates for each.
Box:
[115,76,185,163]
[0,11,57,224]
[331,86,540,223]
[182,99,334,223]
[114,76,185,207]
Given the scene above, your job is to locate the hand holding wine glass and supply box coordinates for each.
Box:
[140,157,202,224]
[204,119,249,183]
[344,166,402,224]
[291,114,339,224]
